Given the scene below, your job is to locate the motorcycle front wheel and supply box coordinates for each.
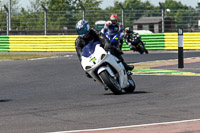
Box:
[99,71,123,95]
[123,75,136,93]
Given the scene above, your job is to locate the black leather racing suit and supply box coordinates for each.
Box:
[75,28,111,61]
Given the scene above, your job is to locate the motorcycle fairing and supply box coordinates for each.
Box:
[81,42,129,89]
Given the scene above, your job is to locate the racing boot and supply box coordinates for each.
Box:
[123,62,134,71]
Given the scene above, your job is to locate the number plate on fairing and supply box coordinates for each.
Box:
[90,57,97,64]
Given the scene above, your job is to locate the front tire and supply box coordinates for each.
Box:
[123,75,136,93]
[99,71,123,95]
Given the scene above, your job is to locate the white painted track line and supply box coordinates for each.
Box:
[48,118,200,133]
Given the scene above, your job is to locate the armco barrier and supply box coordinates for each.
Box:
[9,35,77,51]
[164,33,178,50]
[141,33,165,50]
[1,33,200,52]
[184,33,200,49]
[164,32,200,50]
[0,36,9,51]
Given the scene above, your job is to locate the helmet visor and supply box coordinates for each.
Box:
[77,27,88,36]
[111,20,117,24]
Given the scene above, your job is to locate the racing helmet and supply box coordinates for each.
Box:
[125,27,132,35]
[76,20,90,37]
[110,14,118,24]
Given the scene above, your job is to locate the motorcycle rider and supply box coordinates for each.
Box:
[124,27,148,54]
[124,27,137,50]
[75,20,134,77]
[102,14,124,49]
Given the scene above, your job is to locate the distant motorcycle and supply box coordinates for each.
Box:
[81,41,136,95]
[125,33,148,54]
[101,27,124,50]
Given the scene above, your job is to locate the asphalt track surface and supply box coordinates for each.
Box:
[0,51,200,133]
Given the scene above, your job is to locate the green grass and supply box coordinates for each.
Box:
[0,54,65,60]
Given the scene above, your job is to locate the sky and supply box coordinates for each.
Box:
[16,0,198,9]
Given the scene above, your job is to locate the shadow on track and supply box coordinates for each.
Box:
[0,99,12,103]
[104,91,151,95]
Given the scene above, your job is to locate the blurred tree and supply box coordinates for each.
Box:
[29,0,49,12]
[0,0,198,32]
[104,0,157,28]
[122,0,157,27]
[80,0,102,9]
[160,0,193,10]
[0,1,7,31]
[75,0,103,28]
[47,0,82,29]
[160,0,196,30]
[1,0,20,30]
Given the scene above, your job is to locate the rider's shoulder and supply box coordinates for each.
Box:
[75,36,83,43]
[75,36,80,43]
[90,28,98,34]
[105,21,112,26]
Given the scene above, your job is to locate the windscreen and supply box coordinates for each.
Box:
[82,41,100,57]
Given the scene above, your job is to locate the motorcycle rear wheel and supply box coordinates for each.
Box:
[99,71,123,95]
[138,45,144,54]
[144,49,149,54]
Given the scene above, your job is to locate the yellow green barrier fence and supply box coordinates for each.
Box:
[123,32,200,51]
[165,32,200,50]
[0,36,9,51]
[164,33,178,50]
[0,33,200,51]
[184,33,200,49]
[9,35,77,51]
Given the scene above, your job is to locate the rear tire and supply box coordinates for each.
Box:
[123,75,136,93]
[141,42,148,54]
[139,45,144,54]
[99,71,123,95]
[145,49,149,54]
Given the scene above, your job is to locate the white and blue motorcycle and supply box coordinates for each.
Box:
[81,41,136,95]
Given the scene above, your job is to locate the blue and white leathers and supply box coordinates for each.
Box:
[102,21,124,47]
